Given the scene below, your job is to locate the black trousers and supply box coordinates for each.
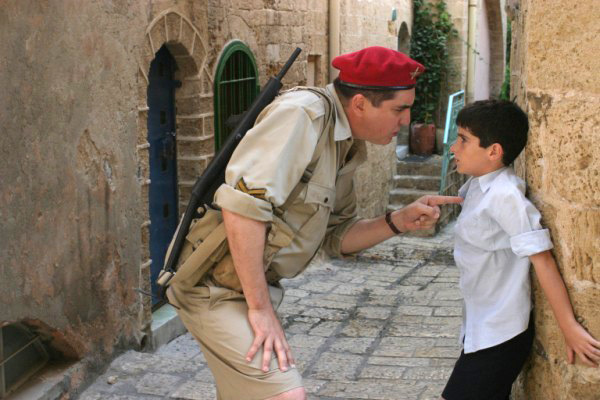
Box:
[442,317,535,400]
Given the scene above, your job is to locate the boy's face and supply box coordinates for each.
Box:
[450,127,503,177]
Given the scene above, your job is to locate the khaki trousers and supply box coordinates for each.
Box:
[167,281,303,400]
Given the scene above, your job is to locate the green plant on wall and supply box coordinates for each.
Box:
[499,20,512,101]
[410,0,457,124]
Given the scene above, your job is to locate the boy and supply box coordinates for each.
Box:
[441,100,600,400]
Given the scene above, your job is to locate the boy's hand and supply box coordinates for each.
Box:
[563,321,600,367]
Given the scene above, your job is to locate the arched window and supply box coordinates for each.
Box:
[213,40,259,150]
[1,323,49,397]
[398,22,411,54]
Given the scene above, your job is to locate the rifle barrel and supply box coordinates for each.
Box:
[160,47,302,282]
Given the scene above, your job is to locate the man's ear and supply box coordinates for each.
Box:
[488,143,504,162]
[350,94,367,114]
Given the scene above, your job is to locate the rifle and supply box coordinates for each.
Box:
[156,47,302,291]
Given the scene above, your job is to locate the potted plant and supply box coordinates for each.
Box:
[409,0,456,156]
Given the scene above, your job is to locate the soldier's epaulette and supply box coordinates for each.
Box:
[235,178,267,201]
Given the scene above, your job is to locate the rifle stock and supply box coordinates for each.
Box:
[157,47,302,290]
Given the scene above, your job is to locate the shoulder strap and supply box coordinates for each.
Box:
[275,88,335,215]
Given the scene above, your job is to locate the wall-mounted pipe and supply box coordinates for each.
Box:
[466,0,478,102]
[329,0,340,81]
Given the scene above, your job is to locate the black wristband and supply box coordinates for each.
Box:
[385,211,402,235]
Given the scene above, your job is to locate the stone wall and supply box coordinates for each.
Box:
[341,0,413,218]
[0,0,147,383]
[510,0,600,398]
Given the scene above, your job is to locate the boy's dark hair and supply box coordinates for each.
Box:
[456,99,529,165]
[333,77,398,107]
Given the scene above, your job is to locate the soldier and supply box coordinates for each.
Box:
[168,46,462,400]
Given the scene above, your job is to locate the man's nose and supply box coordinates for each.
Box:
[400,112,410,127]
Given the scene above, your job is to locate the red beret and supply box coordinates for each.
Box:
[332,46,425,89]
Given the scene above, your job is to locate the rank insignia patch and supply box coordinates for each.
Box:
[235,178,267,201]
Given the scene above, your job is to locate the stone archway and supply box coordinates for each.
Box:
[135,10,214,322]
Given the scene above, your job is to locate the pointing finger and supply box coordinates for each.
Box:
[424,195,463,207]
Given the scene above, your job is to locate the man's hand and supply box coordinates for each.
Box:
[246,307,295,372]
[340,195,462,254]
[393,195,463,232]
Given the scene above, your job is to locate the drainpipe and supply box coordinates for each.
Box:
[329,0,340,82]
[466,0,478,102]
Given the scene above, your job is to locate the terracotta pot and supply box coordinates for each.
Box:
[409,122,436,155]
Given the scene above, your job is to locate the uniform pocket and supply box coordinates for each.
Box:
[305,181,336,209]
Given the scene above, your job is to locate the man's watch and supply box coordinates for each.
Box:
[385,211,403,235]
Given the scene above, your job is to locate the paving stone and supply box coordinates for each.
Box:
[318,380,425,399]
[403,366,452,380]
[356,306,392,320]
[288,334,328,349]
[302,378,328,394]
[387,323,456,338]
[309,352,363,380]
[368,356,430,367]
[414,347,459,358]
[300,307,349,321]
[309,320,342,336]
[396,305,433,316]
[359,365,407,379]
[299,297,356,310]
[433,306,463,316]
[285,288,310,297]
[155,334,202,360]
[135,373,182,396]
[169,379,216,399]
[332,284,367,296]
[299,281,339,293]
[330,337,376,354]
[340,319,385,338]
[291,347,320,374]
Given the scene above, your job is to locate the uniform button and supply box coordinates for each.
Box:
[324,197,329,203]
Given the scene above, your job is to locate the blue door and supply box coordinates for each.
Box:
[147,46,179,306]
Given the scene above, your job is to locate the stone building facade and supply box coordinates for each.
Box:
[0,0,411,396]
[509,0,600,399]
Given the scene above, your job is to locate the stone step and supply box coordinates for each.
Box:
[396,154,442,176]
[394,174,441,191]
[389,188,438,205]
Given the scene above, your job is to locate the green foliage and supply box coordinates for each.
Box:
[499,20,512,101]
[409,0,457,124]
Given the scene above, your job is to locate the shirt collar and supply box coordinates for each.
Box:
[325,83,353,142]
[473,167,506,193]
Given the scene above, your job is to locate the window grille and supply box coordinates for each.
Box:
[214,40,259,150]
[0,323,49,398]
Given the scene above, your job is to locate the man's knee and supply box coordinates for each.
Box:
[266,386,306,400]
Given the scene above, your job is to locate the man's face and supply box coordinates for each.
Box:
[351,89,415,145]
[450,127,497,177]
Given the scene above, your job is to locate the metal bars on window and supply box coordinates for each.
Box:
[0,324,49,398]
[214,41,259,150]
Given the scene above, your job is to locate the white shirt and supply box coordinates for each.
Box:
[454,167,553,353]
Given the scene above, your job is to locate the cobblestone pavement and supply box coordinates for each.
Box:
[80,222,462,400]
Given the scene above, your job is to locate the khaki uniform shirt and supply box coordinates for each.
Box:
[214,84,366,280]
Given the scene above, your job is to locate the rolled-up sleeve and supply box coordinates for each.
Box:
[214,99,322,222]
[488,183,554,258]
[510,229,553,257]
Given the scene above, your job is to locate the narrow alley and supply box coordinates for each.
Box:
[79,223,462,400]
